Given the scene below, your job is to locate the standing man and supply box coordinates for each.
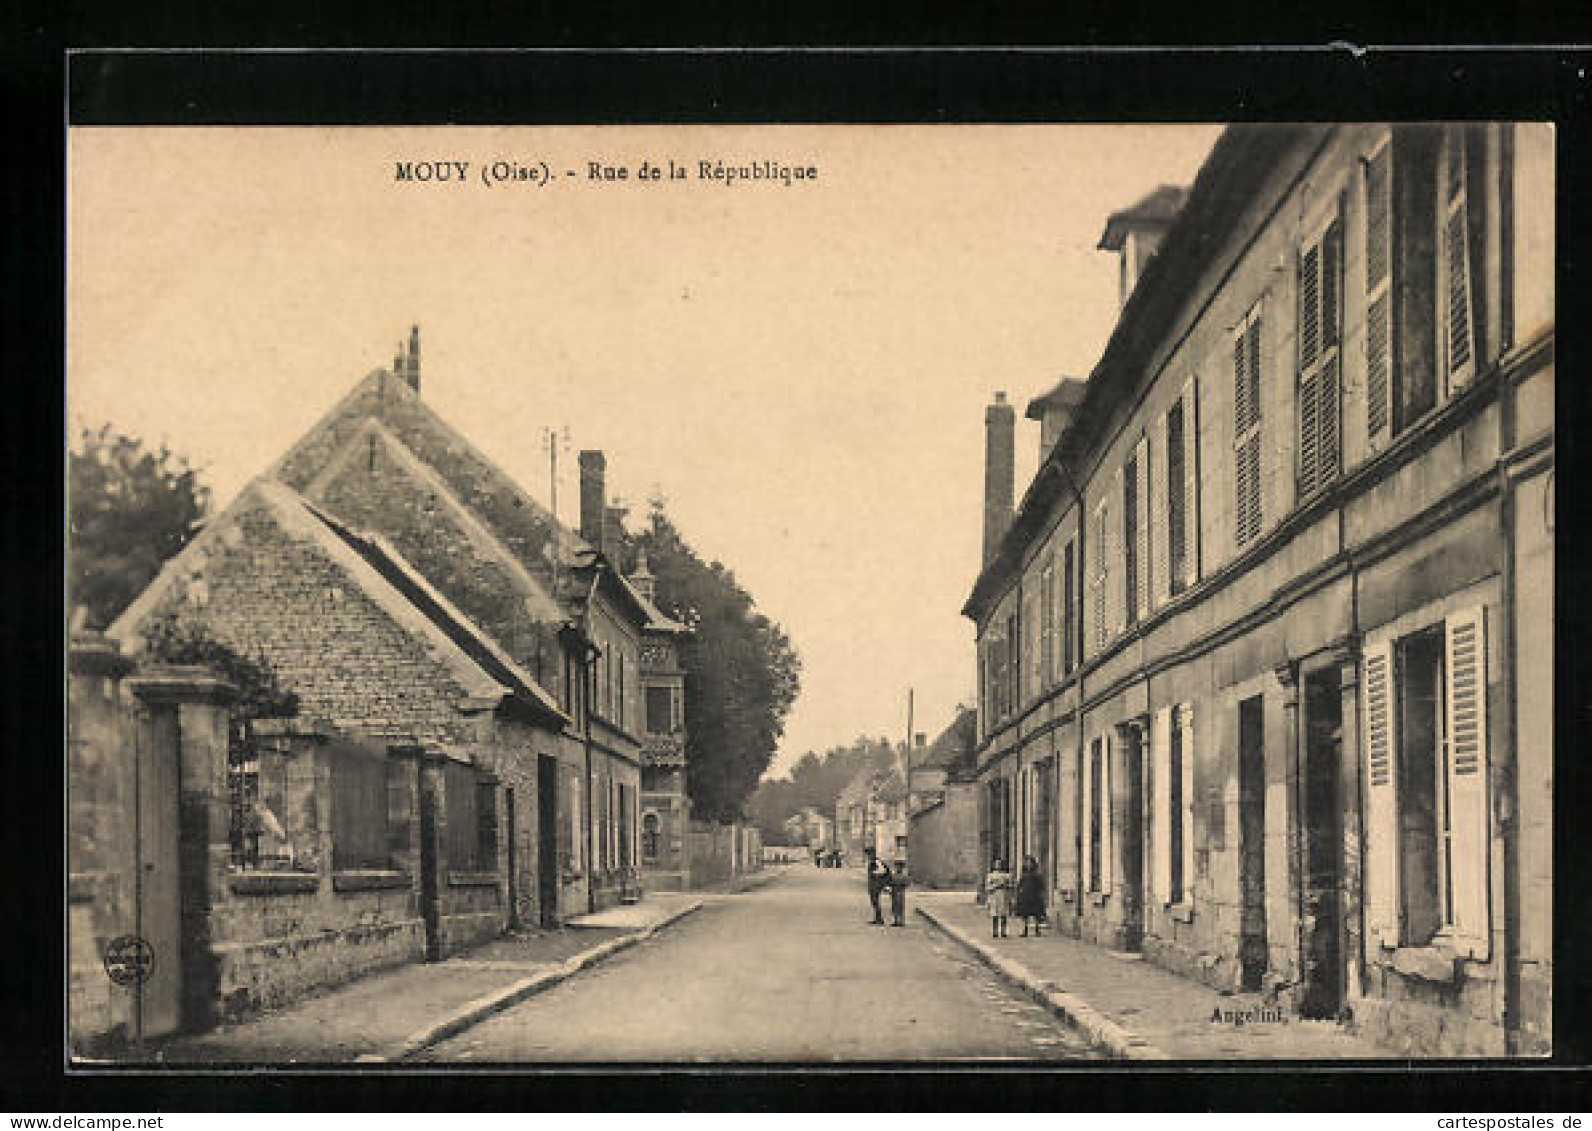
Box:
[888,859,911,927]
[864,847,890,925]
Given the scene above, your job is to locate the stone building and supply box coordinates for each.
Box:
[111,332,665,928]
[907,708,985,888]
[964,125,1553,1056]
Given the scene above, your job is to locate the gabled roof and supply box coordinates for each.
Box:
[109,479,568,727]
[272,368,592,609]
[304,500,568,725]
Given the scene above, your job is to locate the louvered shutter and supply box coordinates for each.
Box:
[1444,606,1491,959]
[1091,501,1107,653]
[1101,733,1114,894]
[1179,705,1196,903]
[1443,128,1476,391]
[1362,638,1400,948]
[1234,313,1264,546]
[1150,707,1172,903]
[1365,136,1396,447]
[1111,468,1127,637]
[1298,220,1343,499]
[1182,376,1201,586]
[1134,436,1151,620]
[1151,416,1171,610]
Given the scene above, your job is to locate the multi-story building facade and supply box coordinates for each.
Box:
[964,124,1553,1056]
[630,549,693,890]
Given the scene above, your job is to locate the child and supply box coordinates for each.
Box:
[888,860,911,927]
[985,858,1013,938]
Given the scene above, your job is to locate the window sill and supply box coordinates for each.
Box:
[332,870,410,892]
[1168,900,1195,923]
[446,871,501,888]
[229,872,320,895]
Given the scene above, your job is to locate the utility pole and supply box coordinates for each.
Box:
[542,425,571,520]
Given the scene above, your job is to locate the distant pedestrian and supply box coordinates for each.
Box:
[985,857,1013,938]
[864,847,891,925]
[1014,854,1047,937]
[888,860,911,926]
[814,847,824,868]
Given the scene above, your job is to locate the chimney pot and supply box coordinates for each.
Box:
[406,325,422,394]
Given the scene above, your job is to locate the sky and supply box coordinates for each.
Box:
[68,124,1224,779]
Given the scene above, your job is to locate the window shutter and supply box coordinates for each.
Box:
[1150,707,1172,903]
[1443,128,1476,391]
[1111,467,1126,636]
[1082,741,1094,889]
[1101,733,1114,894]
[1234,313,1264,546]
[1182,377,1201,586]
[1179,705,1196,903]
[1362,638,1400,948]
[1134,435,1151,620]
[1364,137,1395,447]
[1151,416,1171,610]
[1444,606,1491,959]
[1091,501,1107,654]
[1297,220,1343,500]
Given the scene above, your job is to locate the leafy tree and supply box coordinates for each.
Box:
[746,733,898,843]
[69,424,210,628]
[621,499,802,823]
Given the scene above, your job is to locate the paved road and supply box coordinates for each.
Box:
[422,865,1100,1062]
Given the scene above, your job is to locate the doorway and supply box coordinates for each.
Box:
[1119,724,1145,951]
[1300,667,1344,1019]
[537,756,560,927]
[417,760,441,961]
[504,788,519,929]
[1237,695,1268,991]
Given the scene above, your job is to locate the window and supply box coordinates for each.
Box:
[1297,215,1344,498]
[332,740,395,872]
[1149,706,1196,906]
[1362,607,1491,958]
[1084,733,1112,893]
[1124,450,1140,626]
[642,812,660,862]
[1040,561,1055,688]
[1167,400,1188,592]
[1366,126,1481,448]
[1090,500,1109,652]
[444,760,496,873]
[230,738,302,871]
[1061,539,1077,676]
[646,685,674,734]
[1233,305,1264,547]
[1005,611,1019,718]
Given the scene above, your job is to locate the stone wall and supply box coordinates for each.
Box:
[909,783,984,888]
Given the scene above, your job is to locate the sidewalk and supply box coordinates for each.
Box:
[915,891,1395,1060]
[152,894,703,1064]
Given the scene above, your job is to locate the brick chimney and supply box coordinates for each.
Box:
[983,391,1015,565]
[579,450,607,554]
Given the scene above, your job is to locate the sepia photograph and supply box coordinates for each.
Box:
[65,110,1556,1068]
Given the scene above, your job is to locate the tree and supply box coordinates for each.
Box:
[621,499,802,823]
[746,733,899,843]
[69,424,210,628]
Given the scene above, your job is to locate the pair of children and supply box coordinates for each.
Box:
[865,849,912,927]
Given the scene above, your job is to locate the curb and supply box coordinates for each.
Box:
[361,899,704,1063]
[915,905,1168,1060]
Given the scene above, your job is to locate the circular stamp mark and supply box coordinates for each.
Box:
[103,935,155,986]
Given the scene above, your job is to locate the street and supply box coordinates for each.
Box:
[420,865,1101,1062]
